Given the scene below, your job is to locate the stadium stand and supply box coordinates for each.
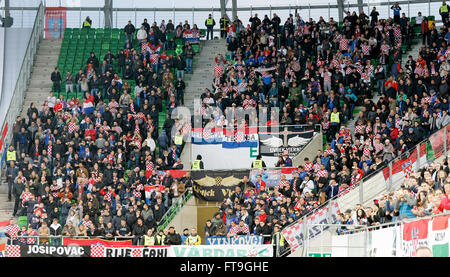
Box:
[1,3,449,255]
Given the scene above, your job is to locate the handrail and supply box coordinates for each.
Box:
[0,2,44,174]
[156,188,192,231]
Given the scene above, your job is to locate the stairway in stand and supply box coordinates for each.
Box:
[20,39,62,119]
[183,38,228,114]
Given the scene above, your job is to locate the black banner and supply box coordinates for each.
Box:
[259,125,314,157]
[20,245,91,257]
[192,170,249,202]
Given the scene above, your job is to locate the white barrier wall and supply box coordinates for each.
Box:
[191,144,281,170]
[0,28,4,105]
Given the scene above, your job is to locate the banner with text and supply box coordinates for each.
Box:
[192,170,249,201]
[282,200,340,251]
[171,245,273,257]
[259,125,314,158]
[90,245,171,257]
[7,245,90,257]
[206,235,263,245]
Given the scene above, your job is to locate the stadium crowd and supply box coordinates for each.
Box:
[3,3,450,248]
[335,156,450,234]
[202,5,450,244]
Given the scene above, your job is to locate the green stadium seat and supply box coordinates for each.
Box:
[192,44,200,53]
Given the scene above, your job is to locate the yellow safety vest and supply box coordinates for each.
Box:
[441,5,448,13]
[144,235,156,246]
[253,160,263,168]
[273,232,285,246]
[83,20,91,28]
[185,235,201,245]
[206,18,214,26]
[174,135,183,145]
[6,151,16,162]
[330,112,340,124]
[220,18,228,30]
[192,160,201,170]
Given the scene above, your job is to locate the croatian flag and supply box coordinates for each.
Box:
[221,127,259,148]
[191,128,223,144]
[183,29,200,44]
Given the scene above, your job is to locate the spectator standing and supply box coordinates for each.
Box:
[51,67,62,96]
[65,71,74,98]
[391,2,402,24]
[175,76,186,105]
[124,20,136,45]
[219,15,229,38]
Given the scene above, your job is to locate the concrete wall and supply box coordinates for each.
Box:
[292,133,323,168]
[0,27,32,130]
[170,196,198,232]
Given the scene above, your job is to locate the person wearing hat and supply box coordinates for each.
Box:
[205,14,216,40]
[251,154,266,168]
[192,154,204,170]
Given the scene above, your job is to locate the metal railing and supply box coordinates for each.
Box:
[156,188,193,232]
[0,3,44,178]
[278,124,450,256]
[6,233,274,247]
[0,0,445,29]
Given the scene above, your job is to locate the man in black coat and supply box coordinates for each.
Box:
[51,67,62,95]
[12,178,25,216]
[175,77,186,105]
[164,226,182,245]
[6,161,19,201]
[124,20,136,44]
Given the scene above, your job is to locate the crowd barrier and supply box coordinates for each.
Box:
[4,243,274,257]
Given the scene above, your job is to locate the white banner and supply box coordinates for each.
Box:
[282,200,340,251]
[369,226,401,257]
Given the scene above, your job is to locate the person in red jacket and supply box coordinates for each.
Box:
[84,124,97,141]
[438,183,450,213]
[254,175,266,194]
[53,99,63,113]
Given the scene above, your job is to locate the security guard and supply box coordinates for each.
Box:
[219,15,229,39]
[185,228,202,245]
[205,14,216,40]
[440,1,449,24]
[251,154,266,168]
[272,224,285,253]
[174,132,184,149]
[6,145,17,163]
[82,16,92,29]
[330,107,341,138]
[192,154,204,170]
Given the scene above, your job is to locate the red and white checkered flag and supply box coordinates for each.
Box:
[203,128,211,140]
[235,131,244,143]
[6,245,20,257]
[90,245,105,257]
[402,161,413,179]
